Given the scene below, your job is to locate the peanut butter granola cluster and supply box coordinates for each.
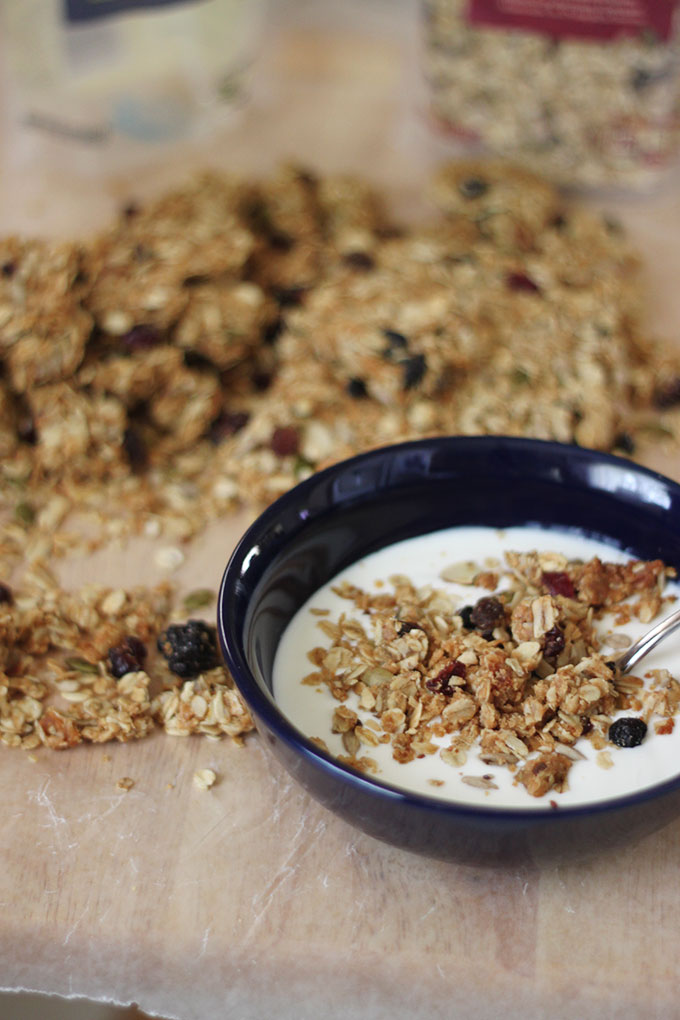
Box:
[304,551,680,797]
[2,160,680,572]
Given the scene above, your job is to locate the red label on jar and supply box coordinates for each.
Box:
[467,0,677,41]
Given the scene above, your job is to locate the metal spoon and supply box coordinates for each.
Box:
[615,605,680,674]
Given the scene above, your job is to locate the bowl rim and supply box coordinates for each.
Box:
[218,434,680,823]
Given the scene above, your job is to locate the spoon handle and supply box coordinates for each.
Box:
[616,604,680,674]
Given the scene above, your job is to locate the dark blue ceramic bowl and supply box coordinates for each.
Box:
[218,436,680,864]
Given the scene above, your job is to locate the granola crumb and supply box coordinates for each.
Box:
[116,776,135,792]
[193,768,217,790]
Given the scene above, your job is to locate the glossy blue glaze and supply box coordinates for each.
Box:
[217,436,680,864]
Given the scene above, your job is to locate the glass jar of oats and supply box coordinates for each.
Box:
[422,0,680,191]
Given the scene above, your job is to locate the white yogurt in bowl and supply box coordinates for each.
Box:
[273,526,680,810]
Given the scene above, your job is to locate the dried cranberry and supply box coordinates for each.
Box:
[0,583,13,605]
[342,251,375,271]
[122,427,148,473]
[506,271,541,294]
[425,659,467,694]
[270,426,299,457]
[108,635,147,678]
[346,377,368,399]
[209,411,250,444]
[541,571,576,599]
[470,596,506,637]
[543,625,565,659]
[121,325,162,352]
[608,717,647,748]
[402,354,427,391]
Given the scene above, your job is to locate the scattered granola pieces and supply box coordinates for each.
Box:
[116,777,135,792]
[193,768,217,790]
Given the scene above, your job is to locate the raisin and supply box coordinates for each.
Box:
[346,377,369,399]
[121,325,162,352]
[506,271,541,294]
[342,251,375,271]
[541,571,576,599]
[270,426,299,457]
[0,583,13,605]
[402,354,427,391]
[458,177,488,199]
[543,625,565,659]
[123,427,148,473]
[608,717,647,748]
[425,659,466,693]
[157,620,219,679]
[209,411,249,444]
[108,636,147,678]
[470,596,505,637]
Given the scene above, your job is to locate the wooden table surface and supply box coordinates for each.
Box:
[2,4,680,1018]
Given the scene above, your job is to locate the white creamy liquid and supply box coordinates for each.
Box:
[273,526,680,810]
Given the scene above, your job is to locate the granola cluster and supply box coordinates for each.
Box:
[0,570,253,752]
[2,161,680,570]
[303,551,680,798]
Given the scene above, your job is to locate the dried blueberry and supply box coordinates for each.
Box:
[209,411,250,444]
[458,177,488,199]
[108,636,147,678]
[123,427,148,473]
[608,717,647,748]
[470,596,505,637]
[157,620,219,679]
[121,325,162,352]
[346,377,369,399]
[402,354,427,391]
[382,329,409,359]
[342,251,375,271]
[458,605,474,629]
[613,432,635,455]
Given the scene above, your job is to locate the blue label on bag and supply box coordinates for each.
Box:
[65,0,198,23]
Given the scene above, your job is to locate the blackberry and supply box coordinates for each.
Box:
[157,620,219,679]
[108,636,147,678]
[608,717,647,748]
